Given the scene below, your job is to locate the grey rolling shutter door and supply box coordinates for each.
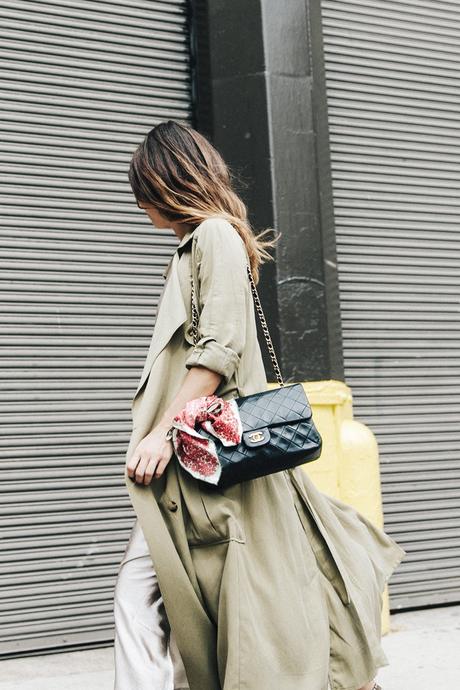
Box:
[0,0,192,656]
[321,0,460,609]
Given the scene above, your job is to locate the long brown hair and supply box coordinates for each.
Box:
[128,120,279,283]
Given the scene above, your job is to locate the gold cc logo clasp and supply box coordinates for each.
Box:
[248,430,264,442]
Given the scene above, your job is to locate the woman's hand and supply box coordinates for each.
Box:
[126,423,174,485]
[127,366,223,486]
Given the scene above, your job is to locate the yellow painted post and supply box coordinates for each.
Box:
[338,419,392,634]
[269,379,392,634]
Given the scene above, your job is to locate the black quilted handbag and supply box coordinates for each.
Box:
[190,263,323,490]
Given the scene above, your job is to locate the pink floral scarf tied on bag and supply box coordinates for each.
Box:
[168,395,243,484]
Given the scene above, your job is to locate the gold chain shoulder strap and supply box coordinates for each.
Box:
[190,264,284,387]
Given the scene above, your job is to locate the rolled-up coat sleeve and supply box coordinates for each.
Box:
[185,218,250,383]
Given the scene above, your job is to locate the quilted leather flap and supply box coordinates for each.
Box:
[235,383,312,430]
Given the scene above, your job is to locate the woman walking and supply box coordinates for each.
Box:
[113,120,406,690]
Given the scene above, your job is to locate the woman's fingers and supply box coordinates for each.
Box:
[127,453,151,482]
[126,433,174,484]
[143,458,158,485]
[126,453,141,480]
[154,456,170,479]
[127,451,162,485]
[134,456,151,484]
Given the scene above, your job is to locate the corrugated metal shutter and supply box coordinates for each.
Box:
[0,0,192,656]
[320,0,460,609]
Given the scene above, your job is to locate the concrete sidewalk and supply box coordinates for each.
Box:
[0,605,459,689]
[377,604,460,689]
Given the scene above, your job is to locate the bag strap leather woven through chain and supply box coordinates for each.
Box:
[190,263,285,387]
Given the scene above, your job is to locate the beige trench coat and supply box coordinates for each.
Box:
[124,217,406,690]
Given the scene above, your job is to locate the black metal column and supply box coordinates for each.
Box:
[189,0,343,382]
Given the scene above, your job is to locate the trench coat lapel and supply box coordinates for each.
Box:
[131,232,195,402]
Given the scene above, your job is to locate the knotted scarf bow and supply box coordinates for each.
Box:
[168,395,243,484]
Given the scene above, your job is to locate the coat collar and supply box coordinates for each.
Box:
[162,228,195,280]
[132,229,196,404]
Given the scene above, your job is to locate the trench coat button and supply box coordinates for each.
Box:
[167,499,178,512]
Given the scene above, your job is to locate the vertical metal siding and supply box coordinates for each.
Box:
[321,0,460,608]
[0,0,192,655]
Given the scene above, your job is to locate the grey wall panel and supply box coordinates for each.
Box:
[321,0,460,609]
[0,0,191,656]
